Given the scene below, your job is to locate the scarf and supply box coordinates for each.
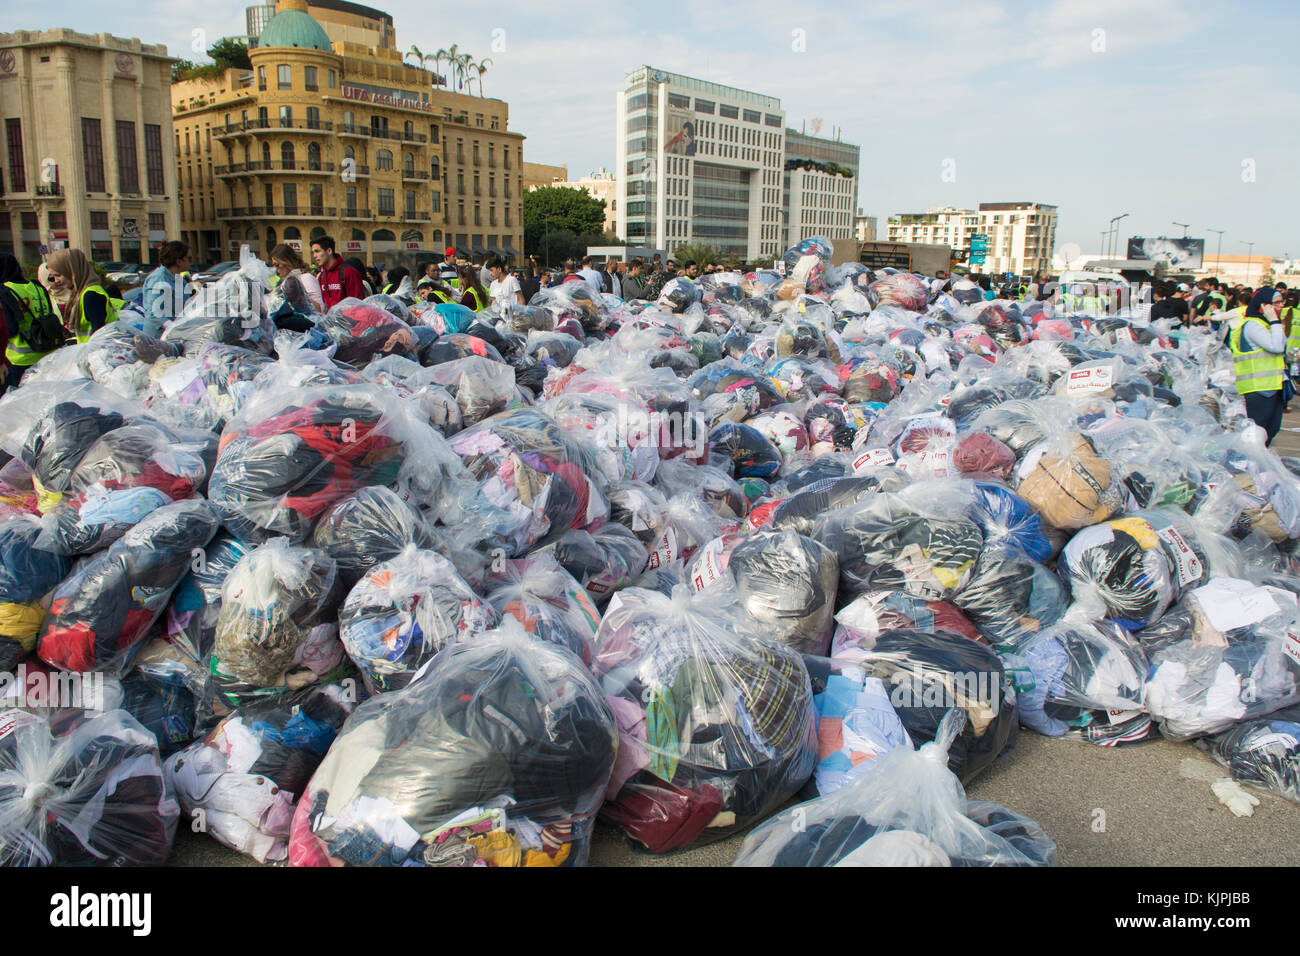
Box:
[45,248,102,333]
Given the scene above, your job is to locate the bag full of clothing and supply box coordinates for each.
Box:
[308,485,441,590]
[211,540,343,690]
[810,487,984,601]
[965,480,1053,563]
[708,422,783,480]
[1001,611,1154,746]
[35,486,174,556]
[207,382,427,543]
[449,409,608,554]
[67,421,216,502]
[727,529,839,656]
[733,709,1054,867]
[1058,517,1177,630]
[340,546,498,694]
[165,534,251,664]
[594,585,817,852]
[0,515,72,663]
[37,499,220,673]
[19,399,129,500]
[830,627,1016,783]
[535,525,649,606]
[290,622,617,867]
[165,686,355,863]
[316,300,412,367]
[0,707,179,866]
[1206,703,1300,805]
[1141,577,1300,741]
[117,670,198,758]
[955,552,1069,651]
[1014,431,1119,531]
[484,552,602,667]
[799,656,912,796]
[831,590,985,658]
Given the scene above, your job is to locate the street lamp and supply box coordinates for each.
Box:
[1172,221,1189,238]
[1241,240,1255,285]
[1207,228,1224,277]
[1108,213,1129,260]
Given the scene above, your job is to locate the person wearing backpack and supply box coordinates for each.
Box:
[0,252,64,392]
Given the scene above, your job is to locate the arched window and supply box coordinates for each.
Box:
[281,141,295,168]
[404,152,415,177]
[283,226,301,239]
[266,227,276,246]
[371,229,396,241]
[376,149,393,171]
[350,229,365,241]
[307,142,321,171]
[310,226,326,241]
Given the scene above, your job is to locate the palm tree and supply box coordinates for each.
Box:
[430,47,449,87]
[443,43,460,89]
[405,44,423,68]
[474,57,492,96]
[457,54,472,91]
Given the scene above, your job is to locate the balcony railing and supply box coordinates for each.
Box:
[402,169,430,180]
[214,119,334,137]
[337,125,429,143]
[342,208,373,219]
[34,184,62,196]
[215,161,336,175]
[405,212,431,221]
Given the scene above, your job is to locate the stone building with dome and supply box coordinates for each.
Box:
[171,0,525,267]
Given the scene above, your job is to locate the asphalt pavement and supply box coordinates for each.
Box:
[164,408,1300,868]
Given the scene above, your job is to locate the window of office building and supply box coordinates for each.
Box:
[719,104,738,119]
[115,121,138,194]
[257,66,266,90]
[667,92,690,108]
[81,118,104,192]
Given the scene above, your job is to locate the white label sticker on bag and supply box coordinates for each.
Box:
[1065,365,1114,396]
[1105,708,1143,725]
[1284,630,1300,668]
[690,536,731,593]
[1194,578,1281,633]
[1155,526,1203,589]
[1115,327,1134,344]
[646,525,678,571]
[0,709,41,742]
[852,447,895,474]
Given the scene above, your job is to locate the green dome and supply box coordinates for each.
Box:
[258,9,332,52]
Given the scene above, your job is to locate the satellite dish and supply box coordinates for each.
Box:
[1060,241,1084,270]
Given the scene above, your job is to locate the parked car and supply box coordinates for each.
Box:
[191,260,239,285]
[105,264,152,288]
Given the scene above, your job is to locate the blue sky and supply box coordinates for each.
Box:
[7,0,1298,255]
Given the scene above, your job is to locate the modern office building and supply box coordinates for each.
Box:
[0,28,179,264]
[887,201,1058,276]
[855,211,878,242]
[615,65,787,261]
[172,0,525,266]
[782,128,859,247]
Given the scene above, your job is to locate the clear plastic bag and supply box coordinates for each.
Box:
[733,709,1054,867]
[0,707,180,866]
[290,621,617,867]
[485,552,602,666]
[593,585,816,851]
[308,486,442,590]
[339,545,498,694]
[211,539,342,689]
[1206,702,1300,804]
[37,499,221,673]
[727,529,839,655]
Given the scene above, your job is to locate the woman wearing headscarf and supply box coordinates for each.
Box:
[45,248,118,343]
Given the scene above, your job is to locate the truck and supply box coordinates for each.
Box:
[831,238,954,275]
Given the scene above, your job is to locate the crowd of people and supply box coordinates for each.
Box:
[2,238,1298,446]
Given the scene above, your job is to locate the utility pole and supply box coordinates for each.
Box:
[1207,228,1224,278]
[1241,240,1255,285]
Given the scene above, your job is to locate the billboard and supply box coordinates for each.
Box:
[1126,236,1204,270]
[663,108,696,157]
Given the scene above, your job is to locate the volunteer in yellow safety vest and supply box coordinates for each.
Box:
[45,248,120,344]
[1228,289,1287,444]
[0,252,62,392]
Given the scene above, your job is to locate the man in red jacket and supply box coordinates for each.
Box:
[311,235,364,310]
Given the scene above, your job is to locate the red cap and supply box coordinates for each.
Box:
[445,247,456,256]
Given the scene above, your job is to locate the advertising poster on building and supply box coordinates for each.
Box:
[664,107,696,157]
[1126,237,1205,269]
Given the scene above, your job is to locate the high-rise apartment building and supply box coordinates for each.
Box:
[782,128,859,248]
[887,202,1057,275]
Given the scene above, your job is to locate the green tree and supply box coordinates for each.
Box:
[524,186,608,256]
[206,37,251,71]
[670,241,719,265]
[171,59,198,83]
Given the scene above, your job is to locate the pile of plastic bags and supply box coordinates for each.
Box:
[2,234,1299,867]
